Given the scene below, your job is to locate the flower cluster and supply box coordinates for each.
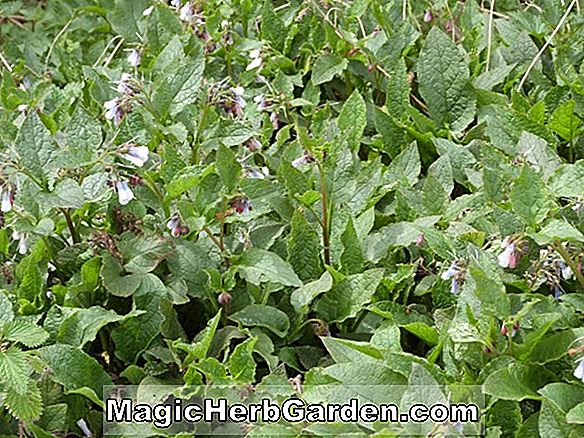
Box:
[104,73,138,125]
[230,196,253,215]
[441,260,466,294]
[498,236,528,269]
[0,184,15,212]
[166,214,190,237]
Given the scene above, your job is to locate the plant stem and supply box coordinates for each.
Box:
[554,241,584,290]
[59,208,79,244]
[203,225,231,268]
[317,161,331,265]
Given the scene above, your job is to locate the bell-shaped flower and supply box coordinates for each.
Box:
[76,418,92,438]
[424,10,433,22]
[246,49,263,71]
[12,231,28,255]
[121,145,149,167]
[1,188,14,212]
[179,2,195,22]
[127,49,141,67]
[104,98,125,125]
[115,180,134,206]
[231,196,252,215]
[574,357,584,383]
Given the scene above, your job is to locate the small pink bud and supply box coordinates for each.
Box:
[218,291,232,305]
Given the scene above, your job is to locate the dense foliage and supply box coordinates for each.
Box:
[2,0,584,436]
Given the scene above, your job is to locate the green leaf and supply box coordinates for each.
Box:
[4,380,42,421]
[121,236,174,274]
[417,27,475,131]
[39,344,112,397]
[287,210,323,282]
[38,178,84,209]
[110,274,165,363]
[338,90,366,149]
[100,253,142,298]
[549,162,584,198]
[152,52,205,118]
[14,112,58,184]
[549,100,581,141]
[531,219,584,245]
[236,248,302,287]
[312,54,348,85]
[230,304,290,337]
[261,0,286,52]
[384,142,421,188]
[340,218,365,274]
[483,363,549,401]
[227,337,258,383]
[315,268,384,323]
[184,310,222,363]
[216,144,241,194]
[107,0,148,42]
[62,106,102,167]
[290,271,333,311]
[465,265,510,318]
[0,347,31,395]
[56,306,128,347]
[510,165,551,227]
[517,132,561,180]
[3,320,49,348]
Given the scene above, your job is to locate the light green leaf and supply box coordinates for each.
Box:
[549,100,581,141]
[0,347,31,395]
[291,271,333,311]
[230,304,290,337]
[338,90,366,149]
[227,337,258,383]
[384,142,421,188]
[510,165,551,227]
[417,27,475,131]
[39,344,113,397]
[216,144,241,193]
[4,381,42,421]
[315,268,384,323]
[3,320,48,348]
[287,210,322,282]
[531,219,584,245]
[236,248,302,287]
[312,54,348,85]
[261,0,286,52]
[56,306,129,347]
[483,363,549,401]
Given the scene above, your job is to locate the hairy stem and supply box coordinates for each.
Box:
[317,161,331,265]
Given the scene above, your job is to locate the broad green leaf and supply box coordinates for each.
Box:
[483,363,549,401]
[229,304,290,337]
[261,0,286,52]
[510,165,551,227]
[320,337,384,363]
[3,320,48,348]
[111,274,166,363]
[312,54,348,85]
[549,100,581,141]
[517,132,561,180]
[340,217,364,274]
[315,268,384,322]
[549,162,584,198]
[14,113,58,184]
[216,144,241,194]
[290,271,333,311]
[100,253,142,298]
[62,106,102,167]
[227,337,258,383]
[384,142,420,188]
[530,219,584,245]
[287,210,322,282]
[38,178,84,209]
[121,235,174,274]
[338,90,366,149]
[107,0,148,42]
[39,344,112,397]
[152,52,205,118]
[184,310,222,363]
[236,248,302,287]
[0,347,31,395]
[417,27,475,131]
[56,306,128,347]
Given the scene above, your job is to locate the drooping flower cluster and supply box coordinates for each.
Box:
[0,184,15,212]
[501,321,520,338]
[530,247,579,300]
[119,144,150,168]
[104,73,138,125]
[498,236,528,269]
[441,260,466,294]
[291,151,316,169]
[166,214,190,237]
[246,49,263,71]
[12,231,28,255]
[230,196,252,215]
